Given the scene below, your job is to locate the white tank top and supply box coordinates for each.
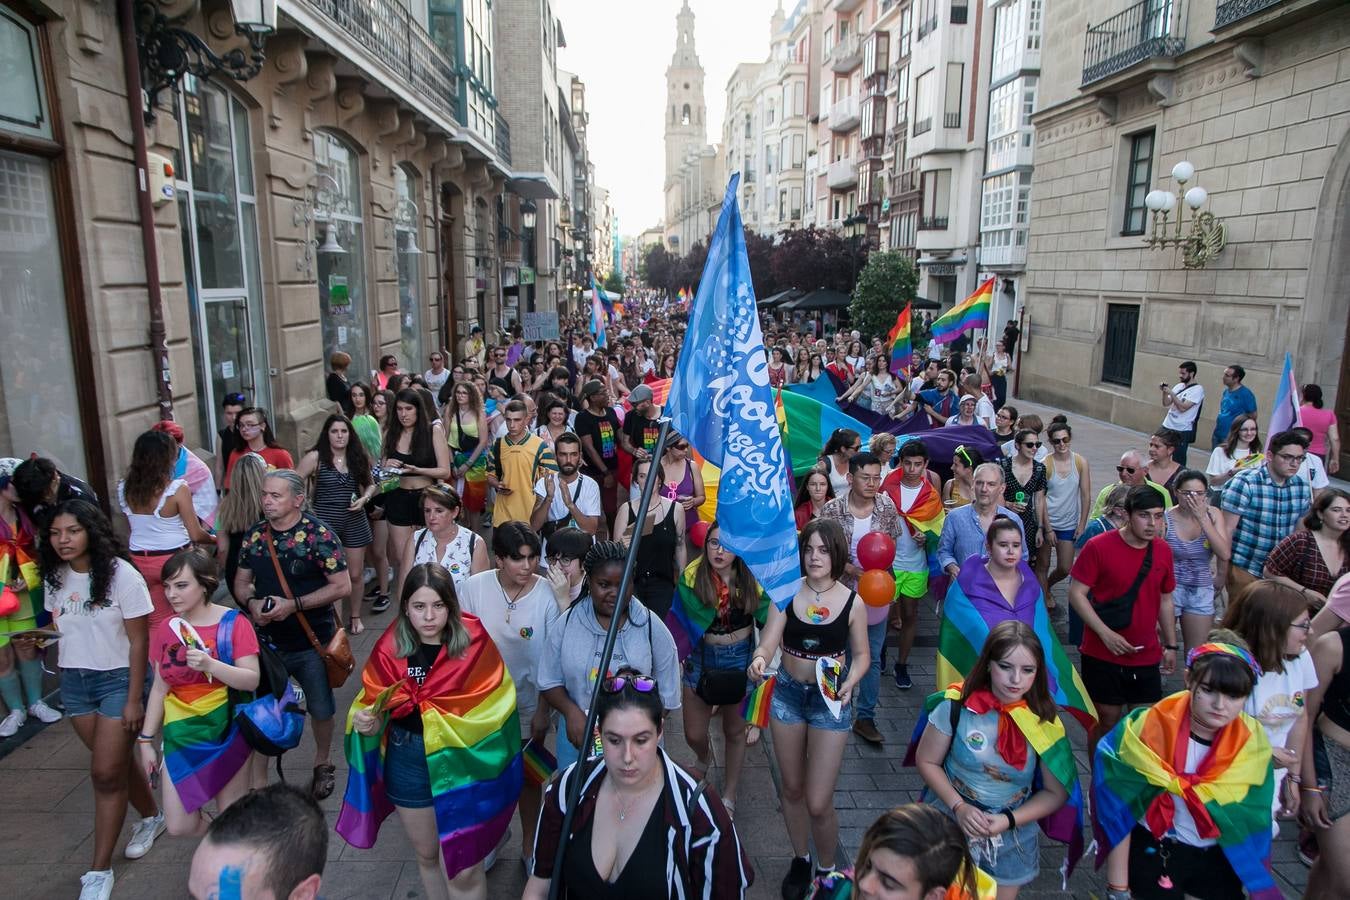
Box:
[118,479,193,551]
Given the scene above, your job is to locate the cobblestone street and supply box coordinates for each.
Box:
[0,401,1317,898]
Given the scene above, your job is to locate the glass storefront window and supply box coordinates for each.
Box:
[0,150,87,475]
[315,132,370,382]
[395,166,423,371]
[175,77,271,450]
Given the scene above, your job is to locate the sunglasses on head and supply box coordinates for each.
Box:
[603,674,658,694]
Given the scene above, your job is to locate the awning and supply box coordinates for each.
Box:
[757,288,802,308]
[507,174,560,200]
[917,256,968,266]
[780,288,851,311]
[910,296,942,310]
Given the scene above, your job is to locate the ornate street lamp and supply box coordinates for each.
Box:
[1143,161,1227,269]
[135,0,278,122]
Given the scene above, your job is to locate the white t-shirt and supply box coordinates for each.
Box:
[1163,382,1205,431]
[532,473,602,525]
[46,558,154,671]
[1246,649,1318,752]
[1151,737,1218,848]
[848,514,874,567]
[1206,445,1255,478]
[893,484,927,573]
[456,572,560,717]
[1298,454,1330,490]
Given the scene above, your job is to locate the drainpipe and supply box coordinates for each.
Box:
[118,0,175,421]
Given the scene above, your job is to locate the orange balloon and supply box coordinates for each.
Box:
[858,569,895,608]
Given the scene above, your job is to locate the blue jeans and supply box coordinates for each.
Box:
[852,619,887,723]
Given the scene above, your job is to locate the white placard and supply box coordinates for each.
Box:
[523,311,560,341]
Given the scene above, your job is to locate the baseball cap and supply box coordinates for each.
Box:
[580,379,606,399]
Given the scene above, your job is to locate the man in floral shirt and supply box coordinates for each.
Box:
[232,469,351,800]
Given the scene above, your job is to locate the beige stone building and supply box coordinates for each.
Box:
[0,0,608,496]
[1022,0,1349,466]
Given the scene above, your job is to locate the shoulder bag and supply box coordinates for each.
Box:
[1088,541,1154,632]
[265,527,355,688]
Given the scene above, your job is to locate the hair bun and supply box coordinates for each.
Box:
[1051,414,1068,424]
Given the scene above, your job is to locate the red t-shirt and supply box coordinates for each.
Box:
[224,445,295,489]
[151,611,260,688]
[1070,529,1176,666]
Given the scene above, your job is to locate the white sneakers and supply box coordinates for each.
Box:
[28,700,62,723]
[124,813,165,860]
[78,870,114,900]
[0,708,23,738]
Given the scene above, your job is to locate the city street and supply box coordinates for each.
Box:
[0,400,1316,899]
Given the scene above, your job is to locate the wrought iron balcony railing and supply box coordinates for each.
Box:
[1214,0,1281,27]
[300,0,461,124]
[495,111,511,166]
[1082,0,1186,85]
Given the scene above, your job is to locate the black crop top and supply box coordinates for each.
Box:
[1323,628,1350,733]
[782,591,857,659]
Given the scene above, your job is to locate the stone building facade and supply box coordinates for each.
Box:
[1022,0,1349,465]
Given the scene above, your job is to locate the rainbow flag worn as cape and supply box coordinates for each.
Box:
[667,558,772,660]
[883,472,945,576]
[337,618,523,878]
[887,305,913,375]
[903,684,1086,878]
[930,278,994,345]
[161,610,253,813]
[937,558,1096,730]
[1092,691,1279,898]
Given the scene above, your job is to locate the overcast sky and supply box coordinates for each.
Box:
[554,0,784,238]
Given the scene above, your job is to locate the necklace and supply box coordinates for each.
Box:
[614,779,659,822]
[807,580,836,623]
[499,575,530,624]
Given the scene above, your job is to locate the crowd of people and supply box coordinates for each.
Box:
[0,289,1345,900]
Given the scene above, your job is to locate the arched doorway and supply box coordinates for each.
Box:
[1307,129,1350,473]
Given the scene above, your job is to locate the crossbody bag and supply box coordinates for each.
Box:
[265,527,355,688]
[1089,541,1154,631]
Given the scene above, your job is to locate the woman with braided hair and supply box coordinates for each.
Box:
[537,539,682,770]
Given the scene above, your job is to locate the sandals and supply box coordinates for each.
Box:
[349,616,364,635]
[310,764,337,800]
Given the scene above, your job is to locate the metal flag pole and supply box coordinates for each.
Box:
[546,417,673,900]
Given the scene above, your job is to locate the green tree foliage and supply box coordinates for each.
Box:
[848,250,919,342]
[602,269,625,294]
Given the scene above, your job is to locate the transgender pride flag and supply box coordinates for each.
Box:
[1266,351,1302,448]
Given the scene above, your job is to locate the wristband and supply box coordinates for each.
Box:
[1302,786,1324,794]
[1004,809,1017,831]
[1288,773,1303,784]
[951,798,966,813]
[137,734,156,743]
[1164,644,1178,651]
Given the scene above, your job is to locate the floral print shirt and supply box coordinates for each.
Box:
[237,513,346,651]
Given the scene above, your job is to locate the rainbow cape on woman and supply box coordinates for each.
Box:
[161,609,253,813]
[337,617,523,878]
[903,683,1086,877]
[666,558,771,660]
[1092,691,1279,898]
[936,557,1096,730]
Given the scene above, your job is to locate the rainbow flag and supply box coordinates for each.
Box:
[904,684,1086,877]
[887,305,913,375]
[337,618,522,878]
[740,678,774,729]
[778,386,872,478]
[522,738,556,787]
[930,278,994,345]
[1092,691,1279,898]
[589,274,608,348]
[936,559,1096,730]
[161,610,253,813]
[667,558,771,660]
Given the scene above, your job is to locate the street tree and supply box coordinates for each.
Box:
[848,250,919,342]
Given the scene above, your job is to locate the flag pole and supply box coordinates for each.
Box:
[546,418,673,900]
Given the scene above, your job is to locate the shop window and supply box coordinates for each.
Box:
[395,165,423,372]
[315,131,371,383]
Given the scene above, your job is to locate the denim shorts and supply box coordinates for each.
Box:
[682,637,753,694]
[273,646,336,721]
[769,667,852,732]
[60,667,131,718]
[1173,583,1215,616]
[929,794,1041,886]
[1053,528,1077,543]
[383,725,433,808]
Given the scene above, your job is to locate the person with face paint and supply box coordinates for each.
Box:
[537,540,682,771]
[188,784,327,900]
[339,563,522,900]
[525,666,751,900]
[1094,634,1279,900]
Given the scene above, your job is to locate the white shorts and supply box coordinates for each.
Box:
[1173,583,1215,616]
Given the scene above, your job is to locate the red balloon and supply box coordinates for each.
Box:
[857,532,897,571]
[688,520,711,549]
[858,569,895,608]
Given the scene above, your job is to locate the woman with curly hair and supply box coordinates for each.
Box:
[41,499,165,898]
[298,414,378,634]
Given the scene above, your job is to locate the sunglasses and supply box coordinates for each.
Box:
[1116,465,1137,474]
[1022,441,1042,448]
[1050,437,1070,445]
[603,675,658,694]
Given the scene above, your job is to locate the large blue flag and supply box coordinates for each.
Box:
[1265,351,1301,449]
[666,175,802,609]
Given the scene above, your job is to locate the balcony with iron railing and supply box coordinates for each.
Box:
[829,34,864,73]
[494,111,511,166]
[1214,0,1335,31]
[918,215,949,230]
[943,112,961,129]
[913,116,932,136]
[1082,0,1186,85]
[297,0,461,126]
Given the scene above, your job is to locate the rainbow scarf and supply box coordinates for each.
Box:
[884,474,945,576]
[337,619,523,878]
[1092,691,1279,898]
[667,558,771,660]
[936,559,1096,730]
[904,683,1085,877]
[887,305,913,375]
[161,610,252,813]
[930,278,994,345]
